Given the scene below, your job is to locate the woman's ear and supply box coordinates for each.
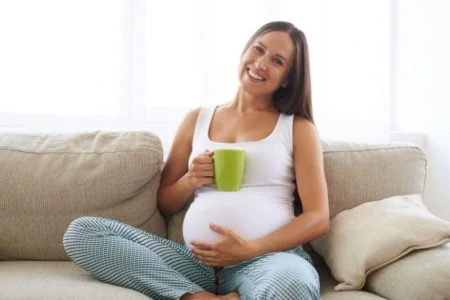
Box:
[281,80,290,88]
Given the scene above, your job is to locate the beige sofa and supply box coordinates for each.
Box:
[0,131,449,300]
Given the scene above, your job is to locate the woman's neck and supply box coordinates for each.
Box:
[227,89,276,114]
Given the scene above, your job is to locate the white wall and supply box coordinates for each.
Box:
[394,0,450,220]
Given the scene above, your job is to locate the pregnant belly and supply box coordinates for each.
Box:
[182,191,294,248]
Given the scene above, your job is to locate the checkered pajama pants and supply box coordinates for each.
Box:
[63,217,320,300]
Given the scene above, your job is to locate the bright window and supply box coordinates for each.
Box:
[0,0,123,117]
[0,0,391,144]
[144,0,392,140]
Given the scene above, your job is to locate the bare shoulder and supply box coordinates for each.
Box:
[293,116,320,142]
[161,107,202,185]
[292,116,323,161]
[181,107,202,132]
[168,107,203,152]
[185,107,202,123]
[173,107,202,143]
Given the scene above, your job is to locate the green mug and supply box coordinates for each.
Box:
[213,149,246,191]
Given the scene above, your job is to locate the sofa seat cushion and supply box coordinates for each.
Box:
[0,261,151,300]
[365,243,450,300]
[316,264,386,300]
[0,131,166,260]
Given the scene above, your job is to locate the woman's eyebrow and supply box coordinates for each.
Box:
[256,41,267,49]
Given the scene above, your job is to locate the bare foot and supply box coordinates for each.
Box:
[181,291,221,300]
[219,292,240,300]
[181,291,240,300]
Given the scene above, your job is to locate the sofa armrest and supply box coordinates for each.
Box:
[0,131,166,260]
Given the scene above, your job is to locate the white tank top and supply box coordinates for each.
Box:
[182,106,296,247]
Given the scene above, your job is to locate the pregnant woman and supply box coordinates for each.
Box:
[64,21,329,300]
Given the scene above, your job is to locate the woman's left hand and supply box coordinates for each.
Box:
[189,223,258,267]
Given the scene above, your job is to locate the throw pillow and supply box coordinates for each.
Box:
[310,194,450,291]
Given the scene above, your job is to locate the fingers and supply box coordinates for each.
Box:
[188,166,214,186]
[190,240,214,250]
[187,152,215,188]
[190,249,225,267]
[190,247,213,257]
[202,149,213,156]
[190,163,214,177]
[192,154,213,166]
[198,258,222,267]
[209,223,227,235]
[191,153,213,172]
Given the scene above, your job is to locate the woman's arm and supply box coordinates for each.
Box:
[157,108,214,217]
[250,116,329,255]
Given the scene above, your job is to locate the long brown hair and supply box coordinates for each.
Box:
[242,21,314,123]
[243,21,314,215]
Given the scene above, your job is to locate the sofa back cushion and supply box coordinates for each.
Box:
[0,131,166,260]
[167,141,428,245]
[321,141,427,219]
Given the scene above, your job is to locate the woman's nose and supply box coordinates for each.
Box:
[255,56,268,70]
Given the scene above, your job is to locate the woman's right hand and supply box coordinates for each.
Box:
[183,150,214,190]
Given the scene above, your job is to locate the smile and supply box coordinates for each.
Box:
[247,69,265,81]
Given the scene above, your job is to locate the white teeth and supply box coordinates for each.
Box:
[248,69,264,81]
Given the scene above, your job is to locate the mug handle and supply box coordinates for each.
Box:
[211,152,216,183]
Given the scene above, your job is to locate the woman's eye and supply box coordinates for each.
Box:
[254,46,264,54]
[274,58,283,66]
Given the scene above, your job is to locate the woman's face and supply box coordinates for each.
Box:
[238,30,295,97]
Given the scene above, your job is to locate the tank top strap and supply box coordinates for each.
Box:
[272,113,294,153]
[192,106,215,144]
